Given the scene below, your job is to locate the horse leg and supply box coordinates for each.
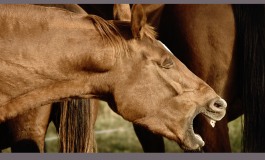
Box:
[0,123,12,152]
[133,124,165,152]
[89,99,99,152]
[8,104,52,152]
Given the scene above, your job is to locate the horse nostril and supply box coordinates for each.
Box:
[213,98,227,109]
[206,98,227,121]
[214,102,222,108]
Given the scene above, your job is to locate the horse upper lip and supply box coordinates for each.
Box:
[201,110,222,128]
[199,103,226,128]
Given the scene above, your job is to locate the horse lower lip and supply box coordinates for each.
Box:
[182,123,205,151]
[190,133,205,151]
[195,133,205,147]
[181,132,205,151]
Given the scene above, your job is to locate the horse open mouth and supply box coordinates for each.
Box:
[180,112,218,151]
[180,98,227,151]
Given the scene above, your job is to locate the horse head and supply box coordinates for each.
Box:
[106,4,227,151]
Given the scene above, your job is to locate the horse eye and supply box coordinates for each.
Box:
[160,57,174,69]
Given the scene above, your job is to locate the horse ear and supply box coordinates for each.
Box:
[131,4,147,39]
[113,4,131,21]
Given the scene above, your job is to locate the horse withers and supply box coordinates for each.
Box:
[0,4,226,151]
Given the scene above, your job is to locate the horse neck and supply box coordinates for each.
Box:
[0,5,117,104]
[0,4,115,76]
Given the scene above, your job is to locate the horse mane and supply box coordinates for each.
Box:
[140,24,158,40]
[85,15,129,56]
[233,4,265,152]
[85,14,157,56]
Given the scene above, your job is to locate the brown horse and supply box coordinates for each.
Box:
[0,4,227,152]
[130,4,265,152]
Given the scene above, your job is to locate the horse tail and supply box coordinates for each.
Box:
[57,99,97,152]
[232,4,265,152]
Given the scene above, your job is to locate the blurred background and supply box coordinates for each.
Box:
[2,101,243,153]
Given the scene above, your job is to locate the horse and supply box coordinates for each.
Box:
[0,4,227,152]
[127,4,265,152]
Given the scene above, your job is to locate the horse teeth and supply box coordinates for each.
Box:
[210,120,216,128]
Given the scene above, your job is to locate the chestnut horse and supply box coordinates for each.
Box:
[0,4,227,152]
[131,4,265,152]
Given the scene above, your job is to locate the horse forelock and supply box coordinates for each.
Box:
[85,15,158,57]
[141,24,158,41]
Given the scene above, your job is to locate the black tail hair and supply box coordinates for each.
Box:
[233,4,265,152]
